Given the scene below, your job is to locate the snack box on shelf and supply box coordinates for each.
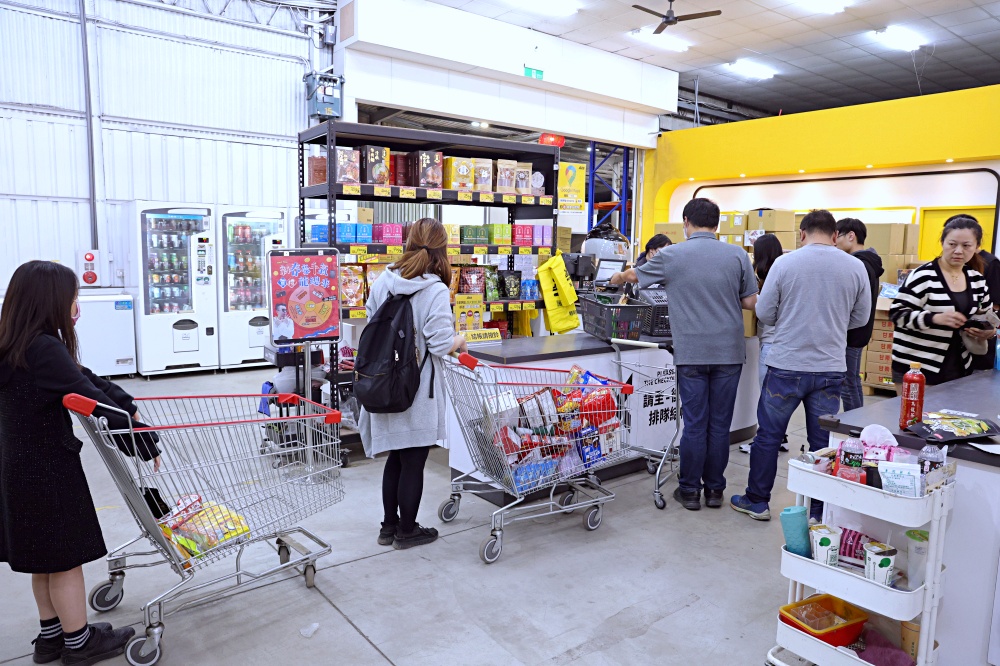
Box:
[372,223,403,245]
[460,225,490,245]
[443,157,474,190]
[409,150,443,189]
[336,147,361,184]
[356,223,373,244]
[360,145,391,186]
[445,224,461,245]
[336,222,357,243]
[780,547,928,621]
[486,224,512,245]
[513,224,535,246]
[786,459,953,526]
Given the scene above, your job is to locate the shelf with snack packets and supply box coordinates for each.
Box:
[330,243,554,257]
[301,182,555,208]
[341,299,545,320]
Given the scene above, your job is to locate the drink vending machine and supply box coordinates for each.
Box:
[128,202,219,375]
[217,207,288,368]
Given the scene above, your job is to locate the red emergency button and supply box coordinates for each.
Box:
[82,271,98,284]
[84,252,95,262]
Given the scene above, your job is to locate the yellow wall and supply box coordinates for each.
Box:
[918,207,997,261]
[642,84,1000,247]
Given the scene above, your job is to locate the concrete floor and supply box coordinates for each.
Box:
[0,367,885,666]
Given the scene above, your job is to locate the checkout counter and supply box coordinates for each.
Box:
[819,370,1000,665]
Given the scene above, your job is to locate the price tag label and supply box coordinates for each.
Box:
[458,191,473,202]
[473,245,487,255]
[508,302,522,311]
[349,308,367,319]
[502,194,517,204]
[518,246,532,255]
[465,329,502,343]
[426,189,443,200]
[490,303,505,313]
[540,196,553,206]
[522,301,535,310]
[342,184,361,196]
[360,253,380,263]
[387,245,403,255]
[498,246,512,255]
[374,186,392,197]
[349,245,368,255]
[538,247,552,257]
[521,196,536,205]
[446,247,461,256]
[400,188,417,199]
[479,193,495,203]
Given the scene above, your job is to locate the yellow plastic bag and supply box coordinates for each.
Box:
[538,251,578,310]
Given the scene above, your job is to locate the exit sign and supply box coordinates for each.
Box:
[524,66,544,80]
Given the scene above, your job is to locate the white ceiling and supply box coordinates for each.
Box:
[427,0,1000,114]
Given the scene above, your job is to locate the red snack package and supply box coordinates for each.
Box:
[581,387,616,425]
[494,427,519,456]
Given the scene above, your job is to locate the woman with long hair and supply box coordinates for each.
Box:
[891,215,995,390]
[0,260,160,665]
[740,234,787,454]
[359,218,467,550]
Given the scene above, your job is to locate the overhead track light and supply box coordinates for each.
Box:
[725,59,777,80]
[873,26,927,52]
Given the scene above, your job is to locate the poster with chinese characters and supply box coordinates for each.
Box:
[630,364,678,449]
[267,250,340,344]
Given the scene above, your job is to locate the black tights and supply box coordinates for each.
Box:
[382,446,431,532]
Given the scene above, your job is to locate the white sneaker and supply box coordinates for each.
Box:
[739,443,752,454]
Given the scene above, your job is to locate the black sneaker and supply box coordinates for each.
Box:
[704,489,724,508]
[33,624,111,664]
[392,524,439,550]
[673,486,701,511]
[61,624,135,666]
[377,522,397,546]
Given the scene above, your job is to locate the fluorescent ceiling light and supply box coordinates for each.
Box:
[725,59,777,80]
[629,28,690,52]
[504,0,580,16]
[795,0,850,14]
[873,25,926,52]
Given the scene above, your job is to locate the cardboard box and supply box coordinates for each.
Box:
[871,329,894,342]
[655,222,686,245]
[335,222,357,243]
[903,224,921,255]
[335,147,360,184]
[873,319,894,331]
[357,207,374,224]
[487,224,511,245]
[718,212,747,235]
[866,361,893,376]
[866,372,894,386]
[460,225,489,245]
[869,339,893,353]
[773,231,798,251]
[869,351,892,365]
[556,226,573,253]
[443,157,474,190]
[866,224,905,255]
[743,309,757,337]
[748,209,797,232]
[360,145,390,185]
[409,151,443,189]
[874,304,891,320]
[512,224,534,246]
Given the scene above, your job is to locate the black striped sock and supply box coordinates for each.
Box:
[39,617,61,639]
[63,625,91,651]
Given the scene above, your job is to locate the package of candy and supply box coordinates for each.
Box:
[566,365,587,387]
[518,394,544,429]
[534,389,559,426]
[581,387,616,425]
[577,425,603,468]
[484,265,501,302]
[498,270,522,299]
[460,266,485,294]
[449,267,461,302]
[341,265,366,307]
[494,426,520,456]
[163,501,250,558]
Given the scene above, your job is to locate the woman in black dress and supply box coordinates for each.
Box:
[0,261,160,665]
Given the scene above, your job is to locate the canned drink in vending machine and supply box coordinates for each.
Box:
[152,273,160,284]
[151,286,161,300]
[150,234,158,248]
[170,302,180,314]
[150,303,161,313]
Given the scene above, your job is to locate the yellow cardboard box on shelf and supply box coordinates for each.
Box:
[866,224,906,255]
[747,209,797,232]
[357,207,374,224]
[903,224,921,255]
[655,223,686,245]
[718,212,746,235]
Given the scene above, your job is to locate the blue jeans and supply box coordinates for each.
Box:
[746,368,845,505]
[758,343,772,387]
[841,347,864,412]
[676,364,744,492]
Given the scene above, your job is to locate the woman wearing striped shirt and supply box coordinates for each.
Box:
[890,215,996,390]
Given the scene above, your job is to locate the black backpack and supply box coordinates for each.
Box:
[353,293,434,414]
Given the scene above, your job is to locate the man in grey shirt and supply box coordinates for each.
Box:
[611,198,758,511]
[731,209,870,521]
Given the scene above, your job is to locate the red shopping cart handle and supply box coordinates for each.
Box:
[456,352,478,370]
[63,393,98,416]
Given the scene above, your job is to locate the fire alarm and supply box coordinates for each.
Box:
[79,249,100,287]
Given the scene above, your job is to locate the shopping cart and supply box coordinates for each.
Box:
[438,353,633,564]
[64,392,343,666]
[608,338,682,510]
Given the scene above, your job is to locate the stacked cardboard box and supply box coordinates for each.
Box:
[654,222,685,245]
[747,209,797,233]
[555,226,573,253]
[718,212,747,236]
[864,304,895,386]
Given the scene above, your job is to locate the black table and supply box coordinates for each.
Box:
[820,370,1000,467]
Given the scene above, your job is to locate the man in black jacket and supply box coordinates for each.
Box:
[836,218,885,411]
[972,248,1000,370]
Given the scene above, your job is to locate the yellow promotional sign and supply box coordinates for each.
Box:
[465,329,502,343]
[558,162,586,213]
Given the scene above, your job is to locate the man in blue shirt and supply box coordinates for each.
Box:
[611,198,758,510]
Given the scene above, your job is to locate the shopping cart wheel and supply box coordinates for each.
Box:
[479,535,502,564]
[653,493,667,510]
[340,450,350,468]
[304,564,316,588]
[88,580,124,612]
[125,637,161,666]
[583,506,603,531]
[558,491,576,514]
[277,542,291,565]
[646,459,658,475]
[437,497,460,523]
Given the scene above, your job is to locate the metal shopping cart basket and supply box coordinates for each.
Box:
[438,353,633,564]
[63,392,343,666]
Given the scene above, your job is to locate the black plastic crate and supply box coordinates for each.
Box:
[636,289,670,336]
[579,295,647,341]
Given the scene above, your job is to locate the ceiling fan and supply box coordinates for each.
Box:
[633,0,722,34]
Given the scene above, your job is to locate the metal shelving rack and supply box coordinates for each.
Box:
[768,460,954,666]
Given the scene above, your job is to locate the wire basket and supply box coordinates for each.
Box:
[579,295,647,341]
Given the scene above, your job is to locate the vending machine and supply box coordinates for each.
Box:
[127,201,219,375]
[216,207,288,368]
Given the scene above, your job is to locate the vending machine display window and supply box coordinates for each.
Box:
[142,212,210,315]
[223,215,284,312]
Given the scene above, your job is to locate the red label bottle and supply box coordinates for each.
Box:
[899,362,925,430]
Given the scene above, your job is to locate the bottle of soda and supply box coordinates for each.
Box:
[918,443,945,475]
[899,362,925,430]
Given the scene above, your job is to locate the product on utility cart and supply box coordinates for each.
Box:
[496,159,517,193]
[899,363,925,430]
[360,145,391,185]
[515,162,533,194]
[409,151,443,189]
[778,595,868,647]
[340,265,366,307]
[443,157,474,190]
[473,158,493,192]
[335,147,361,183]
[907,412,1000,441]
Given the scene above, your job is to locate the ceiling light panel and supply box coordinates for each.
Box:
[629,27,691,52]
[794,0,851,15]
[503,0,580,17]
[725,59,778,79]
[872,25,928,52]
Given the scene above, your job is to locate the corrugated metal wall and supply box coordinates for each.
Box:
[0,0,313,291]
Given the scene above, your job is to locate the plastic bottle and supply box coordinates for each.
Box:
[918,443,944,475]
[899,362,925,430]
[840,438,863,468]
